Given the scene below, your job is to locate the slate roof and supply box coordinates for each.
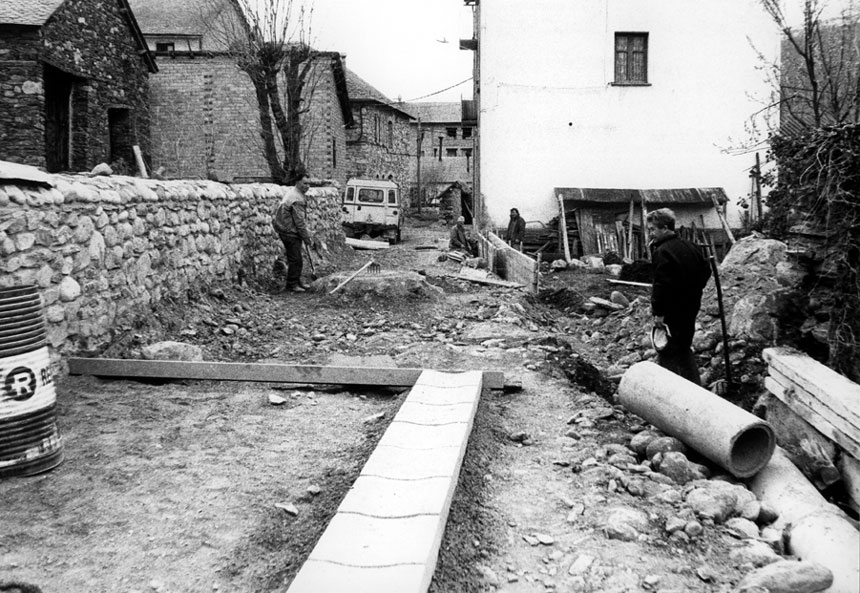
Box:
[0,0,65,25]
[400,102,462,124]
[345,69,413,119]
[555,187,728,205]
[128,0,224,37]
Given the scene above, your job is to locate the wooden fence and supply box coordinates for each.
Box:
[477,232,540,293]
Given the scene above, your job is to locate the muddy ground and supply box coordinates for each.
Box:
[2,219,760,592]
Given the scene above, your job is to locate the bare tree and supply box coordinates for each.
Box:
[209,0,321,183]
[761,0,860,130]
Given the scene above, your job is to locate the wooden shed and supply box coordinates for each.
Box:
[554,187,732,260]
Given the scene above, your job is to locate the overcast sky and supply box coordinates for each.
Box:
[307,0,474,103]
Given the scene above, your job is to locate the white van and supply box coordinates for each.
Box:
[341,178,402,244]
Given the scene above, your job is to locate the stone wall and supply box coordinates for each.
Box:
[0,174,344,365]
[346,104,413,193]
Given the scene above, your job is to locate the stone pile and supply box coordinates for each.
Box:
[0,173,345,363]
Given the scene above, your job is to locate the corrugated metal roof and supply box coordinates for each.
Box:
[401,101,462,123]
[0,0,65,25]
[555,187,727,205]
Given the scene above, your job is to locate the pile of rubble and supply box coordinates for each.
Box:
[543,234,818,408]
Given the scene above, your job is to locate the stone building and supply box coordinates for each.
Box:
[344,69,415,196]
[130,0,353,184]
[400,101,474,219]
[0,0,157,173]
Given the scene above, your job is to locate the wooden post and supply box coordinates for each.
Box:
[711,194,736,245]
[639,192,649,261]
[753,152,763,225]
[557,193,572,262]
[626,198,635,261]
[132,145,148,179]
[416,118,422,212]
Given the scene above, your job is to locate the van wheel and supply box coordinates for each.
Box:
[395,229,401,244]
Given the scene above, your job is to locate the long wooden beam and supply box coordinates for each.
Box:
[67,358,506,390]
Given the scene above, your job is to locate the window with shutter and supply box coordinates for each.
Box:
[614,33,649,85]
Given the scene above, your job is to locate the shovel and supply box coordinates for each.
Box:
[304,243,318,280]
[696,219,732,393]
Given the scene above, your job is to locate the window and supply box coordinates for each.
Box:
[614,33,648,85]
[433,148,438,158]
[345,187,355,202]
[446,148,458,157]
[331,136,337,168]
[387,121,393,147]
[446,127,457,138]
[388,190,397,204]
[462,127,472,138]
[358,188,384,203]
[155,42,175,54]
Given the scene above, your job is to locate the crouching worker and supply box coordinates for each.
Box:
[449,216,478,257]
[272,166,318,292]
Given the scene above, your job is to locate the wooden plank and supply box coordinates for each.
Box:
[454,271,524,289]
[68,358,506,390]
[607,279,652,288]
[763,347,860,428]
[558,194,571,262]
[345,237,390,250]
[765,375,860,460]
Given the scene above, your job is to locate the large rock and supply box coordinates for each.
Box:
[141,341,204,361]
[685,480,755,524]
[729,540,781,568]
[734,560,833,593]
[602,506,649,541]
[316,270,444,300]
[721,236,787,270]
[658,451,708,484]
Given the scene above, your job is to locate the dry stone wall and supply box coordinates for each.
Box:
[0,174,344,364]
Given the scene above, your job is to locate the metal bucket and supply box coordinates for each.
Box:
[0,286,63,478]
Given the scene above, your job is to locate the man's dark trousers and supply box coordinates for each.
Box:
[657,309,702,386]
[279,234,303,288]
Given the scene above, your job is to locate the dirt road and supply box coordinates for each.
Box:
[1,221,756,592]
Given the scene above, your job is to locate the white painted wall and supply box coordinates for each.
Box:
[479,0,779,227]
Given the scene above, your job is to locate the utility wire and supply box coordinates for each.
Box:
[399,77,473,103]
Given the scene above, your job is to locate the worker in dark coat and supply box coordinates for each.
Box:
[647,208,711,385]
[505,208,526,250]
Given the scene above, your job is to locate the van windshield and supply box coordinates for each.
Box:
[358,189,384,203]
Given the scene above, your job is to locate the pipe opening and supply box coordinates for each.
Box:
[729,425,775,477]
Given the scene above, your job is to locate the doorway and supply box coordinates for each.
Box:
[43,64,78,173]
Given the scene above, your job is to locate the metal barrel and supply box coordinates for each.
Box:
[0,285,63,478]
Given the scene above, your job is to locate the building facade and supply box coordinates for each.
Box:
[0,0,157,173]
[470,0,779,228]
[131,0,352,184]
[344,69,414,196]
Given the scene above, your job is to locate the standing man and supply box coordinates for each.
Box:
[272,166,317,292]
[505,208,526,250]
[647,208,711,385]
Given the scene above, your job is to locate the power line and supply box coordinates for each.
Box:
[401,77,473,103]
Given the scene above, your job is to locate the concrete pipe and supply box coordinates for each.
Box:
[750,448,860,593]
[617,361,775,478]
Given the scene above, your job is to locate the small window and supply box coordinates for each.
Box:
[462,127,472,138]
[358,188,384,203]
[345,187,355,202]
[614,33,648,84]
[463,148,472,157]
[433,148,438,158]
[388,189,397,204]
[155,42,175,54]
[446,148,457,157]
[387,121,393,147]
[446,127,457,138]
[331,136,337,168]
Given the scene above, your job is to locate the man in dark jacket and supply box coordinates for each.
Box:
[505,208,526,250]
[272,167,317,292]
[647,208,711,385]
